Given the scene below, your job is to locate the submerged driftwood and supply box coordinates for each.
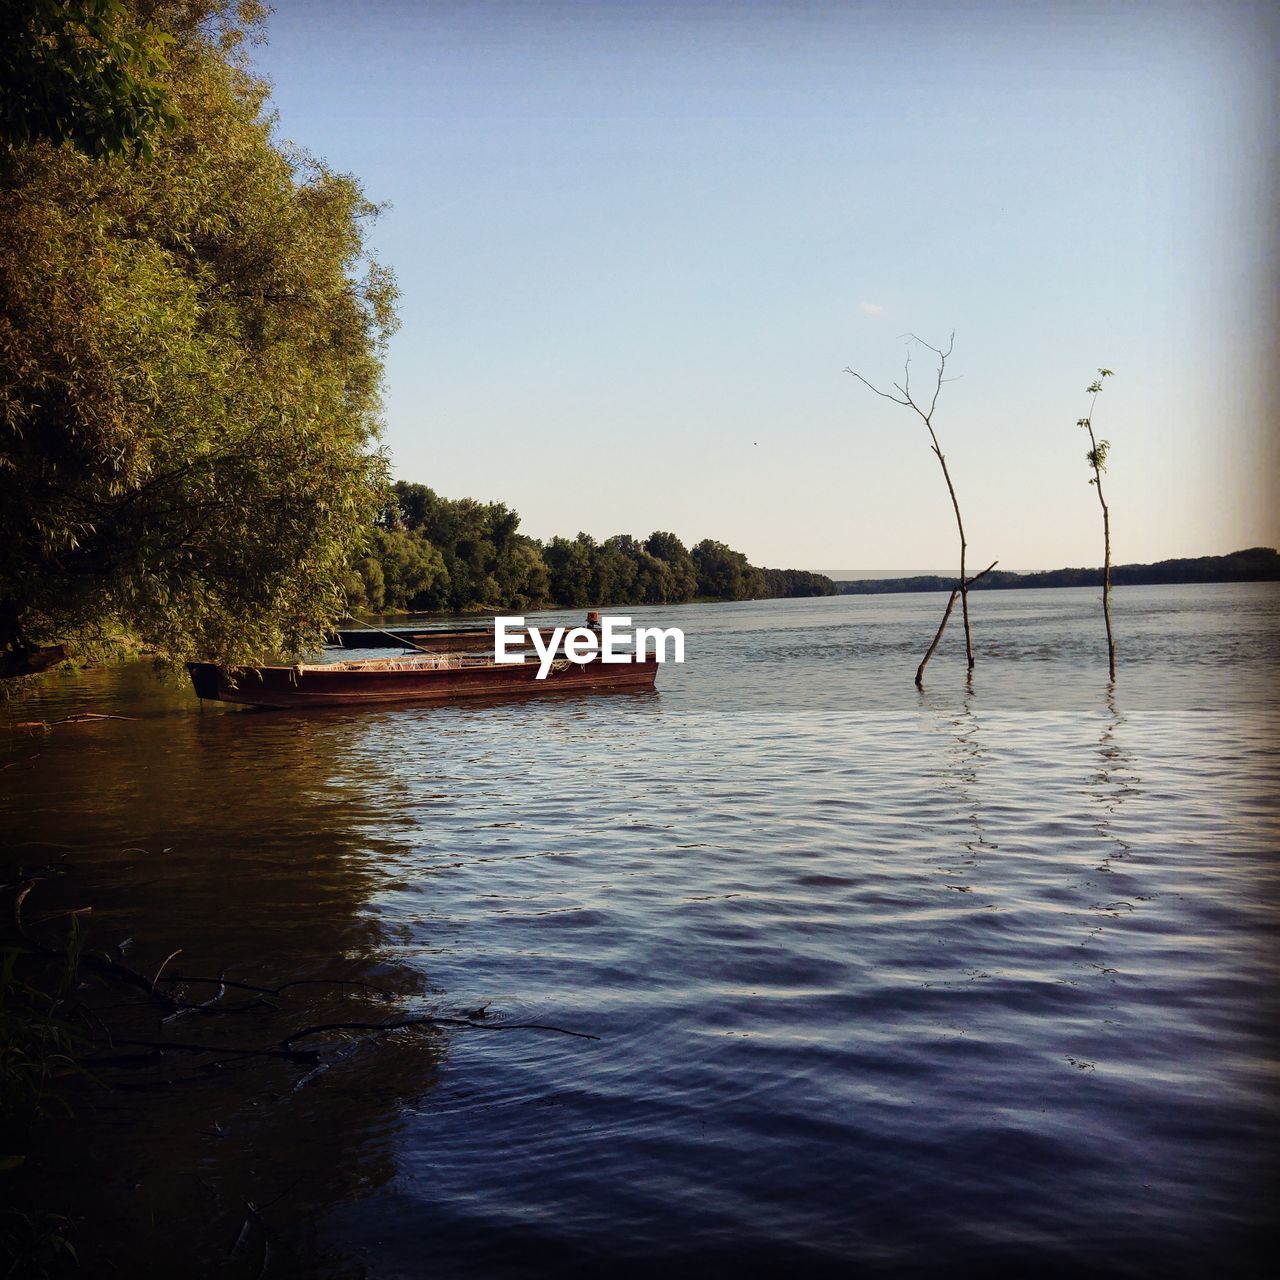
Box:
[6,874,598,1080]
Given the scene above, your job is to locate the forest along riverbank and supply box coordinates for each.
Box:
[2,584,1278,1277]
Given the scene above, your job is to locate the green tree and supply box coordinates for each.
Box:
[591,536,639,604]
[361,484,550,612]
[0,0,398,673]
[0,0,182,161]
[345,555,385,613]
[355,489,837,613]
[544,534,594,607]
[382,480,437,532]
[375,529,447,612]
[692,539,754,600]
[630,549,675,604]
[486,501,520,552]
[760,568,837,598]
[644,530,697,602]
[493,538,550,610]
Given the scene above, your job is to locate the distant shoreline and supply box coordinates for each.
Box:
[831,548,1279,595]
[348,548,1279,621]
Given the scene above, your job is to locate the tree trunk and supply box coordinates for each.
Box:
[1101,496,1115,680]
[1085,421,1116,680]
[915,561,999,687]
[930,440,974,670]
[0,644,68,679]
[0,596,67,678]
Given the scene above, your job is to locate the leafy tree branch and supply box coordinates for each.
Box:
[1077,367,1117,678]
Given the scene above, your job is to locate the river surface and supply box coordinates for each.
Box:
[2,584,1278,1278]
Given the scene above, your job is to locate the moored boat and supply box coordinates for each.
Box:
[187,651,657,708]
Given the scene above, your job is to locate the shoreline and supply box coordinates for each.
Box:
[833,547,1279,596]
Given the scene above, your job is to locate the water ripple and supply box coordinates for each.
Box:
[2,585,1277,1276]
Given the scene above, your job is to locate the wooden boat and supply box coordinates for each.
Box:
[187,652,658,709]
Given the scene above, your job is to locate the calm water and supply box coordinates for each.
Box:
[3,584,1278,1278]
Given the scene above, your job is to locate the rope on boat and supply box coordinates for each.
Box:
[343,609,436,654]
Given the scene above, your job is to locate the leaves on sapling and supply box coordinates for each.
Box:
[1080,368,1113,478]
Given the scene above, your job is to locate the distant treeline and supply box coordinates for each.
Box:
[344,483,838,612]
[834,548,1280,595]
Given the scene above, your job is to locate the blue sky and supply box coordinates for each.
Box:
[249,0,1277,570]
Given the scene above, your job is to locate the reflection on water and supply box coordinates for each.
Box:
[2,584,1278,1277]
[3,669,444,1276]
[1090,688,1139,877]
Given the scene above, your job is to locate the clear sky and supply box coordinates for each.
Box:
[248,0,1277,571]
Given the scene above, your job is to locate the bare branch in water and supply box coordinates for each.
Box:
[283,1015,600,1046]
[847,332,989,681]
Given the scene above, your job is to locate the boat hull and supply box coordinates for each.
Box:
[187,656,658,708]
